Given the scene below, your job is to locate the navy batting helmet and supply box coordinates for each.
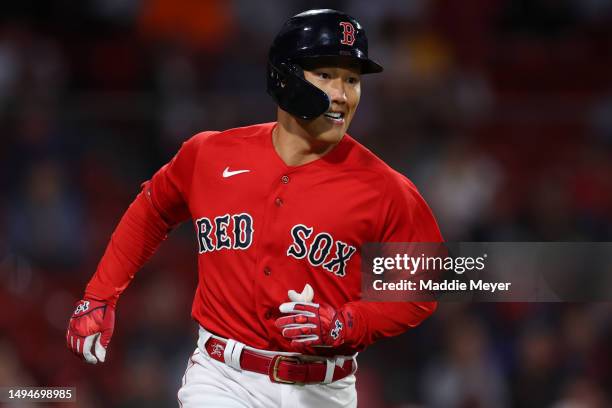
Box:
[267,9,383,120]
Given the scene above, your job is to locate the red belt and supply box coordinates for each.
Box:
[204,337,355,385]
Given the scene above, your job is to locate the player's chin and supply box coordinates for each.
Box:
[319,129,344,144]
[313,118,348,143]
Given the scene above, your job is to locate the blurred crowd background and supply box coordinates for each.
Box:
[1,0,611,407]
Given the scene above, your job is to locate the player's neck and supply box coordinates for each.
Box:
[273,118,337,167]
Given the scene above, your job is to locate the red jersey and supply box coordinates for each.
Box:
[86,122,442,354]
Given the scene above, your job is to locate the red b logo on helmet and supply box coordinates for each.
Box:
[339,22,356,46]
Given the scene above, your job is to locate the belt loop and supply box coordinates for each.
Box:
[223,339,245,371]
[350,356,358,375]
[231,342,245,370]
[223,339,236,368]
[198,327,213,357]
[323,359,335,384]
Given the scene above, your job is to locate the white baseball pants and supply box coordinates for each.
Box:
[176,328,357,408]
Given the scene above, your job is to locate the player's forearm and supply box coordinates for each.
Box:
[85,189,172,306]
[342,301,437,350]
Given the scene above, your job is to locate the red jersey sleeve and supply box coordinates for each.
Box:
[343,173,443,350]
[85,133,211,305]
[146,132,215,224]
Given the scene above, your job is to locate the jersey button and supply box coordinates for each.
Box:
[275,197,283,207]
[264,266,271,276]
[281,175,290,184]
[264,310,272,320]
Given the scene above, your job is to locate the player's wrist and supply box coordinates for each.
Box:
[335,304,361,347]
[84,288,119,307]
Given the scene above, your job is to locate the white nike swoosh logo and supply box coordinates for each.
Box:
[223,167,251,178]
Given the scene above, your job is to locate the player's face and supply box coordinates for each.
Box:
[301,64,361,143]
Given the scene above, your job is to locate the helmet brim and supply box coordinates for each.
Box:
[295,55,383,74]
[360,58,384,74]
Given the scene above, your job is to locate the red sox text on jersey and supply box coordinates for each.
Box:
[195,216,357,277]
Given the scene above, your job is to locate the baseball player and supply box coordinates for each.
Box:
[66,9,442,407]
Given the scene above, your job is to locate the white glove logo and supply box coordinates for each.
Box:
[330,319,343,339]
[74,301,90,314]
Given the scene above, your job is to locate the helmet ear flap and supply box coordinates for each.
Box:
[267,61,330,120]
[267,61,289,90]
[283,61,305,80]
